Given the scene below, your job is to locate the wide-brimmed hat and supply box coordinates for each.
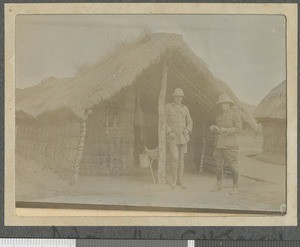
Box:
[172,88,185,97]
[216,94,234,105]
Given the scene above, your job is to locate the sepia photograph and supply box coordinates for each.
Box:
[14,13,288,215]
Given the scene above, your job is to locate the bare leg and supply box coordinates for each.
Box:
[224,149,239,195]
[213,149,224,191]
[169,144,179,188]
[177,152,186,189]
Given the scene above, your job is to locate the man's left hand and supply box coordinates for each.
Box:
[183,128,190,136]
[219,127,229,135]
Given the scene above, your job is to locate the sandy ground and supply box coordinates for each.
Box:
[16,135,286,213]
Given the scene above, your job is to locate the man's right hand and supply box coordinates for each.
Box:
[210,125,220,134]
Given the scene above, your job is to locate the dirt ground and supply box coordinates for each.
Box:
[16,135,286,213]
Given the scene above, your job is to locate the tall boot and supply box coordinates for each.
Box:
[233,171,239,189]
[213,168,223,191]
[217,171,223,191]
[229,171,239,195]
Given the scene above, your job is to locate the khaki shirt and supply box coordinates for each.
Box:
[215,109,242,149]
[166,102,193,145]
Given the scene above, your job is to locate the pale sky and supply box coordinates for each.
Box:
[16,14,286,105]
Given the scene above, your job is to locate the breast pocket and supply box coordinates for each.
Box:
[216,116,223,127]
[167,112,176,121]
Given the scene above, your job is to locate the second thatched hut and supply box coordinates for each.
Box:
[254,80,287,165]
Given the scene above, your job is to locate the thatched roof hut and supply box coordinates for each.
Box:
[255,80,286,122]
[16,32,258,183]
[254,80,286,164]
[17,33,256,125]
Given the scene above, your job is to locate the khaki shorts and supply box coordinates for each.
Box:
[168,142,188,156]
[213,148,238,163]
[213,148,239,172]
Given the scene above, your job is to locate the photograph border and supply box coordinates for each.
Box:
[4,2,297,226]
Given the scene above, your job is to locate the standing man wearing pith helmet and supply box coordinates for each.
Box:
[210,94,242,194]
[166,88,193,189]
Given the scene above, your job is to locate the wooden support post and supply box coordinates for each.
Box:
[157,62,168,184]
[199,123,206,173]
[71,109,93,185]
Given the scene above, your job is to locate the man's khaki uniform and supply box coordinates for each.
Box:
[166,102,193,186]
[213,109,242,186]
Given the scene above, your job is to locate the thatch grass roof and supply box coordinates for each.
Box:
[16,76,72,106]
[254,80,286,122]
[16,32,257,129]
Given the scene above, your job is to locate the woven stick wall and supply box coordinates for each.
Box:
[79,87,135,176]
[262,121,286,154]
[16,109,82,184]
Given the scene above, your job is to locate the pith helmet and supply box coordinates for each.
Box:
[172,88,185,97]
[216,94,234,105]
